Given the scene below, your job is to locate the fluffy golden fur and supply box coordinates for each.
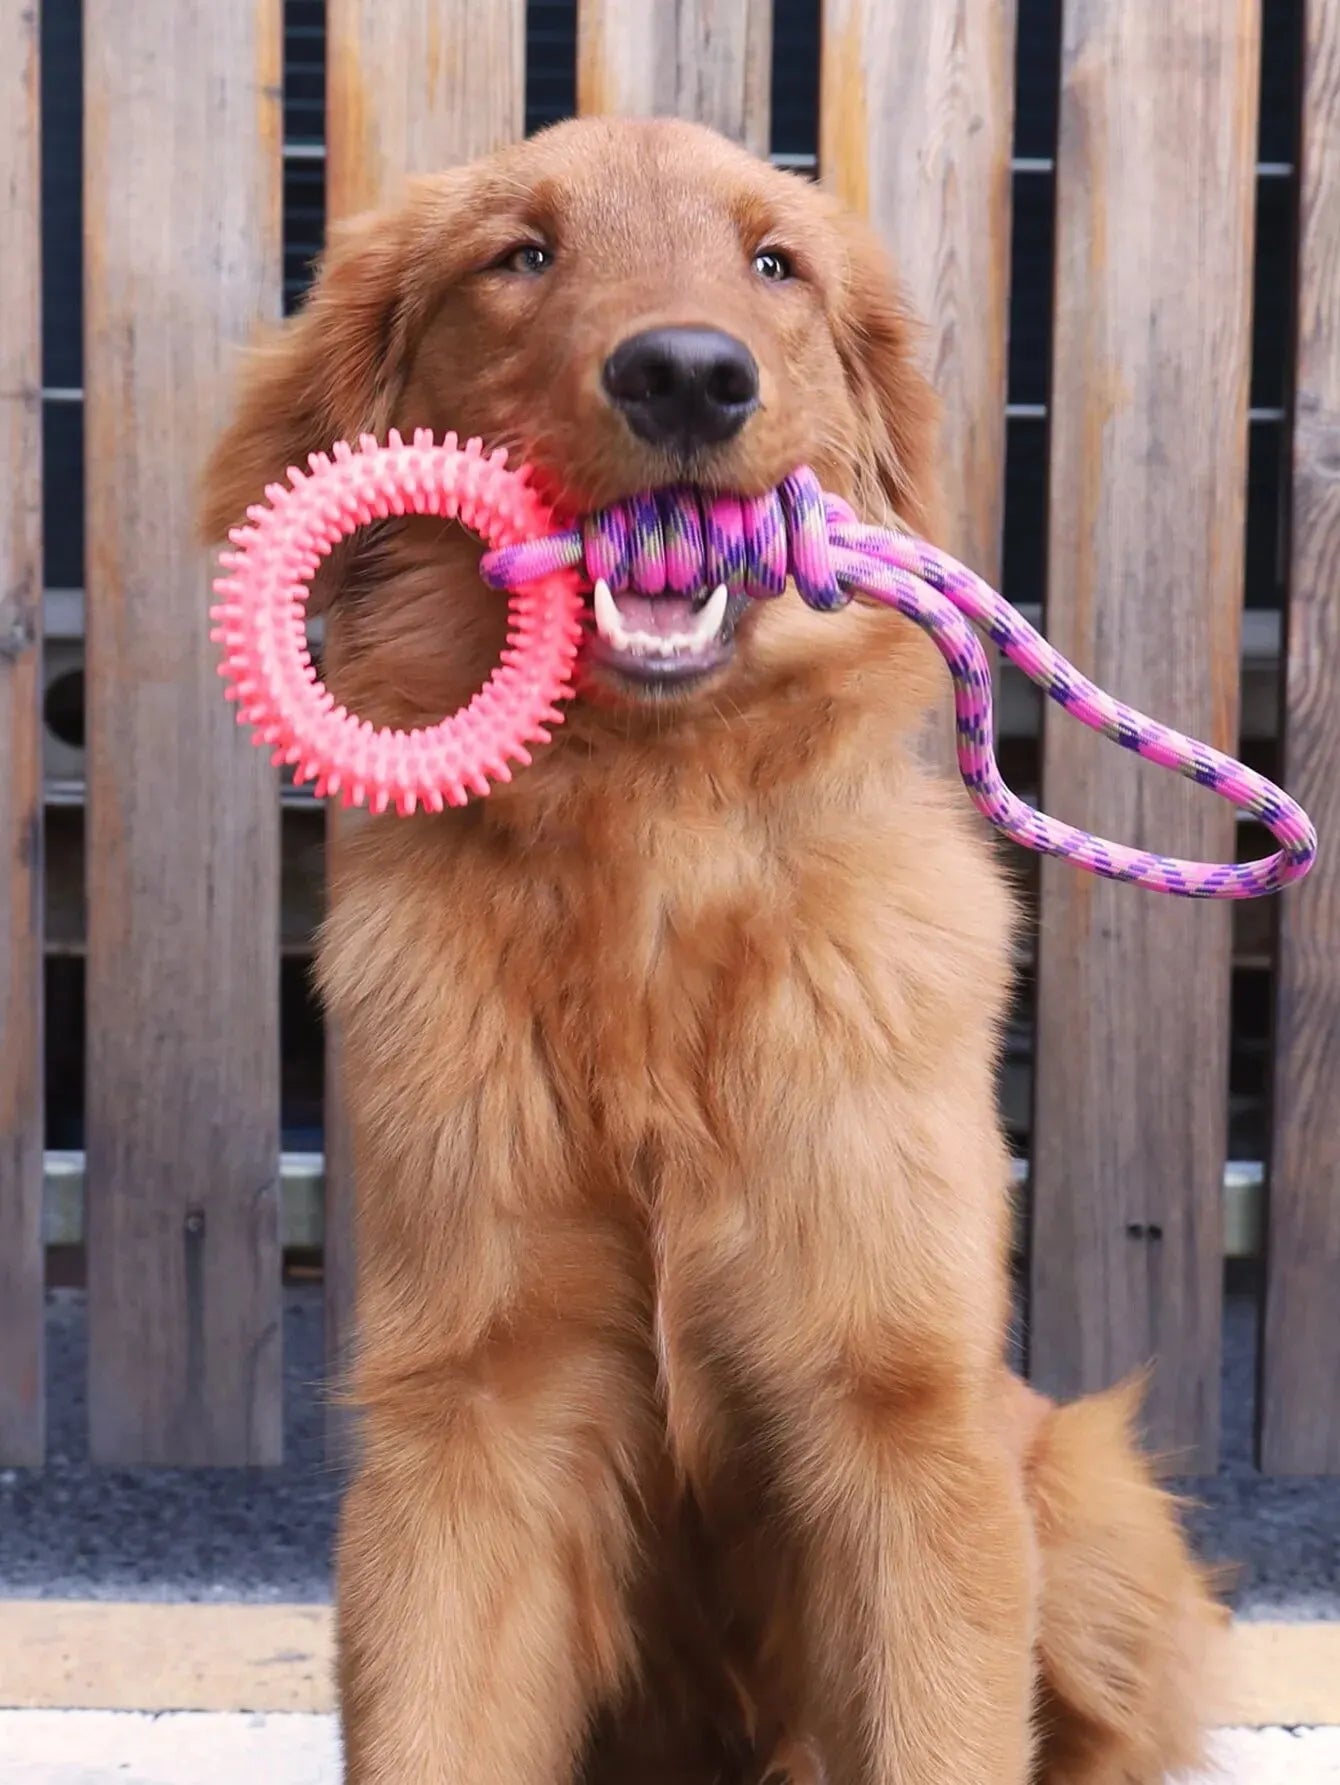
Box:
[203,117,1224,1785]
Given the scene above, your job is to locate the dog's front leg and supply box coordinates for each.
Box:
[335,1249,651,1785]
[784,1392,1037,1784]
[700,1311,1036,1783]
[658,1123,1037,1783]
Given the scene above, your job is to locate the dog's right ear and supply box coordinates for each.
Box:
[826,209,943,540]
[199,202,422,544]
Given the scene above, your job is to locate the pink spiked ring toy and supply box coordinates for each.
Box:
[210,430,585,814]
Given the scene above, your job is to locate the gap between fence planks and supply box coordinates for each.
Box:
[577,0,772,155]
[322,0,527,1455]
[82,0,284,1465]
[0,0,45,1467]
[1260,0,1340,1475]
[1030,1,1261,1472]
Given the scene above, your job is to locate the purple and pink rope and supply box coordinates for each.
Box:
[213,434,1316,899]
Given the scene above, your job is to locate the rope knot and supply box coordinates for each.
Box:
[582,469,846,610]
[480,466,848,609]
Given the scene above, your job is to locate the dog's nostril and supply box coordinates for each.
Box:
[602,326,759,451]
[619,351,676,405]
[705,357,757,409]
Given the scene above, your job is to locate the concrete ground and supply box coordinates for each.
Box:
[1,1287,1336,1615]
[1,1289,1336,1782]
[3,1715,1340,1784]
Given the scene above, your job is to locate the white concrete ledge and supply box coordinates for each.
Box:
[2,1715,1339,1785]
[0,1604,1336,1727]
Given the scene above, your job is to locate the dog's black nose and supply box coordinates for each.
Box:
[602,327,759,452]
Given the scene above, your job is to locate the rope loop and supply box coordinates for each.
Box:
[478,465,1316,900]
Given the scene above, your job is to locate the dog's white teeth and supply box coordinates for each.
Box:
[592,580,730,659]
[592,578,629,648]
[694,583,729,643]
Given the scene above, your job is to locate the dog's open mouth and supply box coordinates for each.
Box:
[586,578,748,686]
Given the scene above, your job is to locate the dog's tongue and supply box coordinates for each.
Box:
[609,591,698,635]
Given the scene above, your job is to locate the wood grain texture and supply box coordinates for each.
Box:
[322,0,526,1449]
[0,0,44,1467]
[1029,0,1260,1472]
[1260,0,1340,1475]
[83,0,284,1465]
[326,0,526,217]
[577,0,772,155]
[819,0,1016,587]
[320,1023,358,1464]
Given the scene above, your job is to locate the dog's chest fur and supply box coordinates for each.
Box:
[319,748,1012,1220]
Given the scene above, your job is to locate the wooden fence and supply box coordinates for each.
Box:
[1,0,1337,1475]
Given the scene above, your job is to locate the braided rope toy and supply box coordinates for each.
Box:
[213,432,1317,898]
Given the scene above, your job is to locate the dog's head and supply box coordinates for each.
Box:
[203,117,940,740]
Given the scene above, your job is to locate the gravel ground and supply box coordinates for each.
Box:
[0,1288,1336,1616]
[0,1291,338,1605]
[3,1716,1340,1784]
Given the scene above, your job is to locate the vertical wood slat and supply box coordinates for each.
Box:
[326,1,527,217]
[322,0,527,1447]
[83,0,284,1465]
[577,0,772,155]
[1030,0,1260,1471]
[1261,0,1340,1475]
[819,0,1017,590]
[0,0,45,1467]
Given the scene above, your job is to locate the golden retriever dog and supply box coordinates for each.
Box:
[203,117,1224,1785]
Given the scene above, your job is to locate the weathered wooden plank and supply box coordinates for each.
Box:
[577,0,772,155]
[83,0,284,1465]
[0,0,45,1467]
[322,0,526,1449]
[1030,0,1260,1471]
[327,0,526,216]
[1261,0,1340,1475]
[819,0,1016,587]
[321,1019,358,1464]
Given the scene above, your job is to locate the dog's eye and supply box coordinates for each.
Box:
[752,248,792,282]
[497,243,553,276]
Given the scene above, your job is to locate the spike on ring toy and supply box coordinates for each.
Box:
[214,434,1317,898]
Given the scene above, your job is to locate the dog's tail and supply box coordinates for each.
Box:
[1013,1374,1230,1782]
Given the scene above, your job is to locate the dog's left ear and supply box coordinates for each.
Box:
[199,204,419,546]
[828,214,943,538]
[199,170,481,548]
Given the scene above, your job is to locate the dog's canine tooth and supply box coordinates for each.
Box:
[692,583,728,645]
[592,578,629,648]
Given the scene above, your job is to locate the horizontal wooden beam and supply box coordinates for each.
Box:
[40,1150,1269,1260]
